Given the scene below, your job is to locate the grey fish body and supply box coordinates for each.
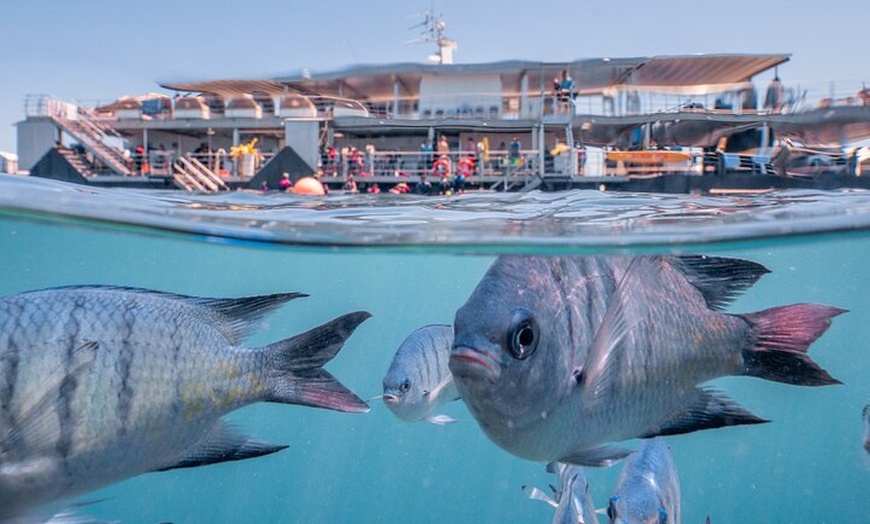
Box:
[450,255,843,465]
[863,404,870,455]
[0,286,370,521]
[607,439,680,524]
[526,462,599,524]
[382,324,459,424]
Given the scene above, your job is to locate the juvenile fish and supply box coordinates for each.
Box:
[0,286,371,522]
[606,438,680,524]
[525,462,599,524]
[382,324,460,425]
[450,255,844,466]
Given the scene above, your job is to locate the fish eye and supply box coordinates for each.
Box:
[400,379,411,392]
[507,308,538,360]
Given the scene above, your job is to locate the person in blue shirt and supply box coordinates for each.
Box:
[509,136,522,166]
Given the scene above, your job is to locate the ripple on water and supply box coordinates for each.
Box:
[1,174,869,252]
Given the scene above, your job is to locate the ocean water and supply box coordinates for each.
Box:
[1,174,868,524]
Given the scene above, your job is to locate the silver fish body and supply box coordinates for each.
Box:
[0,286,370,521]
[450,255,844,466]
[382,324,459,425]
[607,439,680,524]
[526,462,599,524]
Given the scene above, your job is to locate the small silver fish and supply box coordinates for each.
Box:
[450,255,844,466]
[863,404,870,455]
[0,286,371,522]
[606,439,680,524]
[525,462,600,524]
[382,324,460,425]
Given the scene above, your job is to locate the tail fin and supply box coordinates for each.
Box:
[741,303,846,386]
[264,311,372,413]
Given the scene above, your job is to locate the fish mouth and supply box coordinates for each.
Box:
[450,346,501,383]
[382,393,399,405]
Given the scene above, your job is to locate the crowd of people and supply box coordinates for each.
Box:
[310,132,532,196]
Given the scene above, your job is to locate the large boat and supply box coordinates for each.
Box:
[14,15,870,194]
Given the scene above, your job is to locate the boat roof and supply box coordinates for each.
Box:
[160,53,790,101]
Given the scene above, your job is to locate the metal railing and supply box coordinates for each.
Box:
[27,79,868,126]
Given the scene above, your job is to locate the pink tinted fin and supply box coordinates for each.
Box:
[741,303,846,386]
[265,311,372,413]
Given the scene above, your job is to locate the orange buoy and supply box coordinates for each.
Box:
[433,156,452,176]
[291,176,325,195]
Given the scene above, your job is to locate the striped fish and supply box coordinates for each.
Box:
[382,324,460,425]
[0,286,370,522]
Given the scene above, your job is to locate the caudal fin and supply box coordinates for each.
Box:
[741,303,846,386]
[264,311,372,413]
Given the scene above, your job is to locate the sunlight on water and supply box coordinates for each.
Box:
[0,174,868,524]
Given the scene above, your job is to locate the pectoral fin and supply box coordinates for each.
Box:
[639,387,768,439]
[425,414,457,425]
[580,258,649,402]
[522,485,557,508]
[424,373,457,405]
[155,421,287,472]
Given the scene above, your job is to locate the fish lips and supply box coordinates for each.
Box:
[449,345,502,383]
[382,392,399,405]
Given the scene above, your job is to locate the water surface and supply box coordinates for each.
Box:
[0,175,867,523]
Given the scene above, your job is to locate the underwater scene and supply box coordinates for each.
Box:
[0,175,869,524]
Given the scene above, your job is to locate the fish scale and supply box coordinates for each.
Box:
[451,255,844,466]
[0,285,370,522]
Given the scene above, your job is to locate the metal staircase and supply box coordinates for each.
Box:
[51,110,132,176]
[172,155,229,192]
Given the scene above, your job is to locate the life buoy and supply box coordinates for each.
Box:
[457,157,474,177]
[433,156,452,175]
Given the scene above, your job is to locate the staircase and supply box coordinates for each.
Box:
[172,155,230,192]
[51,111,132,176]
[56,146,98,177]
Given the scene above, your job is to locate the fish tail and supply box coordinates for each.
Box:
[741,303,846,386]
[263,311,371,413]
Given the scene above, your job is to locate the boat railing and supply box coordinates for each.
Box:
[321,149,542,180]
[28,78,867,127]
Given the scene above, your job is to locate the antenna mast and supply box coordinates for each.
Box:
[409,9,457,64]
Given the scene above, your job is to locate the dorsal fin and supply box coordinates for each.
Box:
[668,255,769,310]
[191,292,307,343]
[21,285,307,344]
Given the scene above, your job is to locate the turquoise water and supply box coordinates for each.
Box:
[1,175,869,523]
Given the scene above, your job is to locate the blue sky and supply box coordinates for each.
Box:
[1,0,867,153]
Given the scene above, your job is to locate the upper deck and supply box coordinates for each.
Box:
[16,53,870,192]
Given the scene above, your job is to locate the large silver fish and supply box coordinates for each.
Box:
[0,286,371,522]
[606,438,680,524]
[382,324,460,425]
[525,462,599,524]
[450,255,844,466]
